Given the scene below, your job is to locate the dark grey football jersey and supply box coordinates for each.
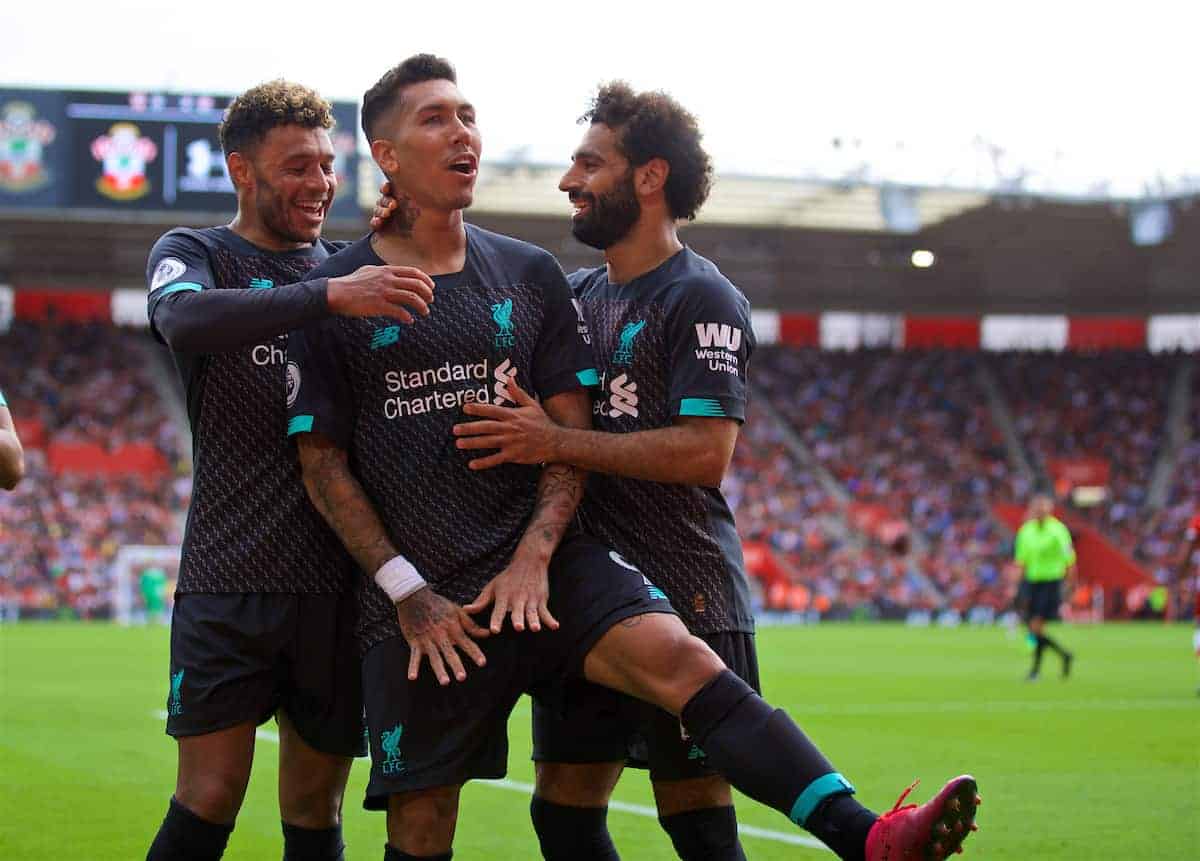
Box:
[287,226,597,651]
[570,248,756,634]
[146,227,356,594]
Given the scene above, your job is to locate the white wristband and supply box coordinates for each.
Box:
[374,555,426,603]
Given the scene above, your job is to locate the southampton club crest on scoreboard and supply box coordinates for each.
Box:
[0,101,57,193]
[91,122,158,201]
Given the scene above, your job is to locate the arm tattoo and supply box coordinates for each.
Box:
[377,196,420,239]
[397,587,454,636]
[299,441,398,574]
[519,463,584,558]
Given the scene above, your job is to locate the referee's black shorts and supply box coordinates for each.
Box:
[1022,579,1063,622]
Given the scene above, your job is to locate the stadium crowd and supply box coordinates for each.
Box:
[1134,372,1200,604]
[992,351,1173,557]
[749,348,1025,613]
[3,320,1193,621]
[0,322,187,618]
[724,401,942,619]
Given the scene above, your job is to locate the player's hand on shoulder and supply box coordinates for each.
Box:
[394,586,490,685]
[327,263,435,324]
[464,553,560,635]
[368,180,421,234]
[454,375,558,470]
[369,180,397,230]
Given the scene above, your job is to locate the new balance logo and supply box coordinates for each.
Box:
[249,278,274,290]
[694,323,742,351]
[493,358,516,405]
[606,373,638,418]
[643,574,668,602]
[370,326,402,350]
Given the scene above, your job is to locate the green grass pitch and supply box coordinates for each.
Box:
[2,623,1197,859]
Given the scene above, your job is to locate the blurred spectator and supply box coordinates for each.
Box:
[2,323,1190,622]
[0,322,186,618]
[993,351,1173,557]
[752,348,1022,612]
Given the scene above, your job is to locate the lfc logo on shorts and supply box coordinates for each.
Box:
[91,122,158,201]
[380,723,406,775]
[168,669,185,716]
[0,101,56,193]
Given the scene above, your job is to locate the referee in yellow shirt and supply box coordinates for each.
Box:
[1014,495,1075,680]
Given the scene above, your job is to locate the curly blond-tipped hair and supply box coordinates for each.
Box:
[218,79,334,156]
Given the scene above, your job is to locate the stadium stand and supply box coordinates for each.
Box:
[1,315,1195,621]
[0,322,187,619]
[750,347,1024,613]
[990,350,1174,556]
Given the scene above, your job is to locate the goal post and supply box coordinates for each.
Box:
[112,545,181,626]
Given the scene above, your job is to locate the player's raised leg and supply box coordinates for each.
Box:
[582,613,981,861]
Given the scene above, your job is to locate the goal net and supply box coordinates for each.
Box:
[112,544,181,626]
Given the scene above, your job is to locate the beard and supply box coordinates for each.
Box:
[254,173,322,245]
[570,171,640,250]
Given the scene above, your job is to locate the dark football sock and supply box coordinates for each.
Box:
[1032,636,1047,675]
[146,797,234,861]
[658,806,746,861]
[803,793,879,861]
[530,796,620,860]
[679,671,865,836]
[1040,633,1066,657]
[282,821,344,860]
[383,846,452,861]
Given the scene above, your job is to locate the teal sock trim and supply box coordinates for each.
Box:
[789,772,855,826]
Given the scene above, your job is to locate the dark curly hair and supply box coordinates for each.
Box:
[582,82,713,221]
[362,54,457,140]
[218,80,334,156]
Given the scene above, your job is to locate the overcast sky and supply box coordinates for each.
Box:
[3,0,1195,197]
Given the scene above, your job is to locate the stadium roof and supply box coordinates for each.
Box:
[358,161,993,232]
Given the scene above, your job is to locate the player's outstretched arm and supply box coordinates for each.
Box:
[0,403,24,490]
[296,431,488,685]
[454,376,737,487]
[151,265,435,354]
[464,387,590,634]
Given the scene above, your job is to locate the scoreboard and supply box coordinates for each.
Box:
[0,87,359,218]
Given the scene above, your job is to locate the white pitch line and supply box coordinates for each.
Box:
[152,711,825,851]
[479,778,827,850]
[786,698,1198,716]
